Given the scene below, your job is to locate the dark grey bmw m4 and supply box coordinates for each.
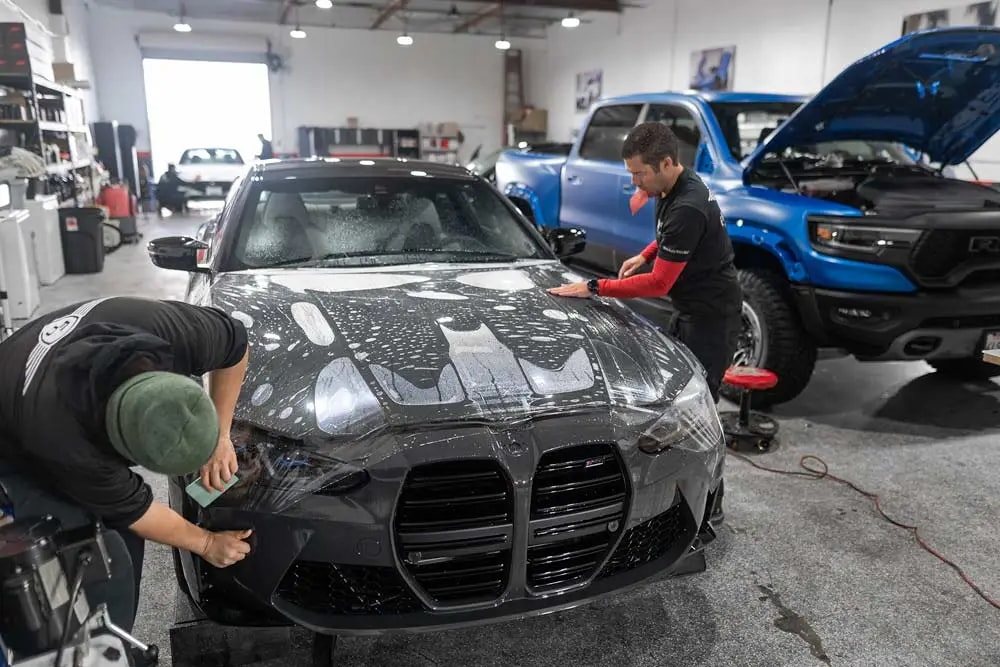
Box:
[147,157,726,636]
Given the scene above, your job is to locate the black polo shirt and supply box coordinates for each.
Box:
[655,168,742,318]
[0,297,248,527]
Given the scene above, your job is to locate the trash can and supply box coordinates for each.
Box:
[59,207,106,274]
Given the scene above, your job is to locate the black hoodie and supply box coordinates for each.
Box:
[0,297,248,528]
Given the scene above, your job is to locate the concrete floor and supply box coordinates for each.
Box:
[13,211,1000,667]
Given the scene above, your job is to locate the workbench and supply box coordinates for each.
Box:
[985,349,1000,367]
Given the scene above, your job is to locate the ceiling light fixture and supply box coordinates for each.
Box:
[495,36,511,50]
[561,12,580,28]
[315,0,333,7]
[173,1,191,31]
[397,33,413,46]
[290,27,306,38]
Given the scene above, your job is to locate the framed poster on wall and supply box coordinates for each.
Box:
[575,69,603,111]
[902,1,997,35]
[689,46,736,92]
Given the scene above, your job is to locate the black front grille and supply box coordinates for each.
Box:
[276,561,423,615]
[526,443,628,592]
[598,502,688,579]
[394,460,514,606]
[909,230,1000,285]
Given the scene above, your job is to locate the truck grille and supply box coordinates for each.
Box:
[394,460,514,606]
[526,443,628,592]
[598,502,689,579]
[909,230,1000,287]
[276,561,423,615]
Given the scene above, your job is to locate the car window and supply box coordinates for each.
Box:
[180,148,244,165]
[644,104,703,167]
[578,104,643,162]
[225,176,549,270]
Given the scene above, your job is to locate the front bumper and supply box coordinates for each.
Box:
[169,417,725,636]
[794,284,1000,361]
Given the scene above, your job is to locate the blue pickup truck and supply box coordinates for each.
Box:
[495,26,1000,407]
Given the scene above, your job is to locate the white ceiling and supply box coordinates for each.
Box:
[88,0,630,38]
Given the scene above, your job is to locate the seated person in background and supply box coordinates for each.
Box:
[156,163,196,217]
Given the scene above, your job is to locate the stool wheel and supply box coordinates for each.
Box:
[720,365,780,454]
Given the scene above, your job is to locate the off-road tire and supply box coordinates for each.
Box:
[928,357,1000,381]
[721,268,817,408]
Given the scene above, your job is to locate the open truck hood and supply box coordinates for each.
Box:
[744,26,1000,174]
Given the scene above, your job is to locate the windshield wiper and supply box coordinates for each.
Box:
[258,249,530,269]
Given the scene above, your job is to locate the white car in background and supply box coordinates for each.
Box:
[174,147,247,199]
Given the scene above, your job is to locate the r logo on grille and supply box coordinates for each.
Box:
[968,236,1000,254]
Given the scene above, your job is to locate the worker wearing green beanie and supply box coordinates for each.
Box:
[106,371,221,475]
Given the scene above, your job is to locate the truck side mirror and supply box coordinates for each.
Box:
[545,227,587,258]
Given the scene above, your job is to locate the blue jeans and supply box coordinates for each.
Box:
[0,457,142,636]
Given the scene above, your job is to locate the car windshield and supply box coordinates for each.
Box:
[708,101,918,165]
[180,148,244,165]
[226,175,550,270]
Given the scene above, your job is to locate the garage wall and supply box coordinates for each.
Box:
[531,0,1000,178]
[84,3,542,165]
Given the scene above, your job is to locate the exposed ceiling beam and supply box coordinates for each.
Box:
[456,0,620,10]
[453,2,500,33]
[370,0,409,29]
[278,0,295,25]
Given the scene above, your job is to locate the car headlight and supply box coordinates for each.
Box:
[808,219,922,254]
[206,423,371,512]
[636,370,723,455]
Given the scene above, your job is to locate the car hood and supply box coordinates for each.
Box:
[744,26,1000,172]
[205,261,695,443]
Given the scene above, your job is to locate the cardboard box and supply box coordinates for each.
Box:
[53,62,77,82]
[518,108,547,133]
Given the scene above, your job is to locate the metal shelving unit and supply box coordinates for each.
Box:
[0,23,96,207]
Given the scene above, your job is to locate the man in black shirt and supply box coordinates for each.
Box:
[0,297,255,632]
[548,122,743,401]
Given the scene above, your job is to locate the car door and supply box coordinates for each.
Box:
[609,102,707,266]
[559,103,643,273]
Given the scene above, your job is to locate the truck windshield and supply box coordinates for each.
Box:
[708,101,918,165]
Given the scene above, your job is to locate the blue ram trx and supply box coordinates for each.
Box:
[495,27,1000,406]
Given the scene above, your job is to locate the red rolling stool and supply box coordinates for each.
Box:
[720,366,780,453]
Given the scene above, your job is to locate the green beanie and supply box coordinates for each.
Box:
[105,371,220,475]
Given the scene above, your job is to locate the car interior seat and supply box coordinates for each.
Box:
[243,192,315,266]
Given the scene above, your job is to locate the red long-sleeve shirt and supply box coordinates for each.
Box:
[596,240,688,298]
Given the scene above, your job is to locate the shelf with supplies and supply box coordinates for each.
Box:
[0,22,97,208]
[297,125,422,160]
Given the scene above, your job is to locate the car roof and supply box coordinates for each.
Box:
[252,157,476,180]
[598,91,810,106]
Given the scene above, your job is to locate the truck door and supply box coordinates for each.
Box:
[560,103,643,274]
[610,102,707,266]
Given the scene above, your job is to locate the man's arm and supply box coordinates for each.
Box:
[130,500,251,568]
[598,205,705,298]
[202,344,250,491]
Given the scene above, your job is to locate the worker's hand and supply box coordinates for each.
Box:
[618,254,647,279]
[547,281,591,298]
[201,529,252,568]
[200,435,239,492]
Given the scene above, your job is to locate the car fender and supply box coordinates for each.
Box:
[502,182,549,228]
[718,186,917,293]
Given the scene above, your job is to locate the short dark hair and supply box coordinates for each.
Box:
[621,122,679,170]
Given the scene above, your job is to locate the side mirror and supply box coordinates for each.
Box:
[545,227,587,258]
[147,236,210,273]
